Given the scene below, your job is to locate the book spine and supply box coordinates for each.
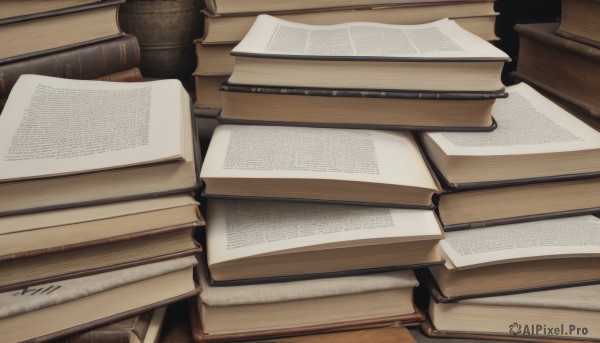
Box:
[0,35,140,99]
[96,67,143,82]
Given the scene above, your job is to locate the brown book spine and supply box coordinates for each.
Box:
[0,35,140,98]
[96,67,143,82]
[63,311,153,343]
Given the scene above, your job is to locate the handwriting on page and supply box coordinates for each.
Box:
[12,285,61,296]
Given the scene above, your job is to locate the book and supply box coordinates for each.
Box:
[205,199,442,283]
[0,0,100,20]
[200,125,440,208]
[0,257,198,343]
[428,284,600,341]
[204,0,484,14]
[97,67,144,83]
[194,109,220,139]
[247,326,417,343]
[0,194,202,262]
[556,0,600,48]
[0,35,141,99]
[426,215,600,301]
[0,225,200,293]
[219,83,505,130]
[420,83,600,187]
[201,3,499,44]
[0,75,199,216]
[512,22,600,118]
[228,16,508,91]
[192,263,423,342]
[194,75,229,109]
[193,41,236,75]
[0,0,123,63]
[61,307,167,343]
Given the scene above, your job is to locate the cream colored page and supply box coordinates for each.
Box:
[0,75,183,181]
[232,15,508,59]
[207,199,441,264]
[201,125,437,189]
[424,83,600,156]
[0,194,197,235]
[441,215,600,270]
[0,256,197,319]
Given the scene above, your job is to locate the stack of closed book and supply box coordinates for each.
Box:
[193,0,502,138]
[0,0,142,112]
[511,0,600,120]
[194,14,509,342]
[417,83,600,341]
[0,75,204,342]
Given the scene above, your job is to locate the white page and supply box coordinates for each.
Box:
[0,75,184,181]
[423,83,600,156]
[441,215,600,269]
[201,125,438,189]
[232,15,508,59]
[207,199,441,264]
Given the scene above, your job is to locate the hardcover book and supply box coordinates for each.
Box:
[512,22,600,117]
[200,125,440,208]
[219,83,505,130]
[425,215,600,301]
[556,0,600,48]
[192,263,423,342]
[0,75,201,216]
[201,2,498,44]
[228,16,508,91]
[0,35,140,99]
[0,257,198,343]
[205,199,442,283]
[428,284,600,341]
[0,0,100,20]
[0,0,124,63]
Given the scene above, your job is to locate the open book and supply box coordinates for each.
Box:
[206,199,442,283]
[420,82,600,187]
[428,215,600,300]
[0,75,199,216]
[228,16,508,91]
[200,125,440,208]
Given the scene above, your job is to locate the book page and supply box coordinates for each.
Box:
[0,75,184,181]
[232,15,508,59]
[440,215,600,270]
[0,256,197,319]
[423,83,600,156]
[207,199,441,264]
[201,125,438,190]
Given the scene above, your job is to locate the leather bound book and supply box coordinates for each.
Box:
[0,35,141,99]
[512,23,600,118]
[97,68,144,83]
[0,0,124,63]
[556,0,600,49]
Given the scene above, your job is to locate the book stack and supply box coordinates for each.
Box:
[194,14,509,342]
[0,75,204,342]
[416,84,600,340]
[0,0,142,112]
[193,0,502,138]
[511,0,600,120]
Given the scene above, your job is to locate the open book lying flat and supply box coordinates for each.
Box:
[425,215,600,301]
[228,16,509,91]
[200,125,440,208]
[0,75,200,216]
[205,199,442,284]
